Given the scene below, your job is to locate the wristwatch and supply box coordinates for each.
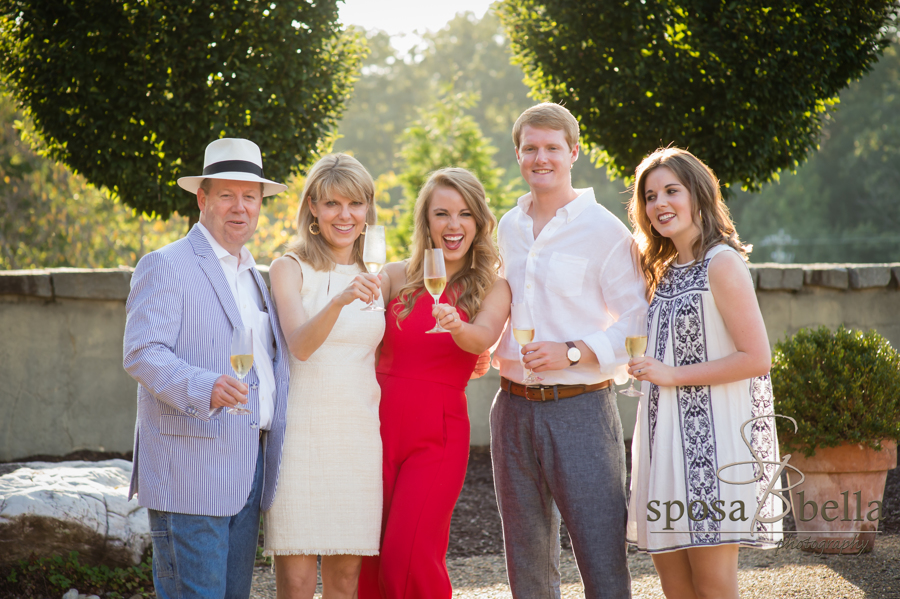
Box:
[565,341,581,366]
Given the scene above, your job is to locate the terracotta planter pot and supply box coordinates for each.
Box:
[784,440,897,554]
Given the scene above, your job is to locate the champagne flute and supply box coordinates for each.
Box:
[511,302,543,385]
[361,224,386,312]
[620,313,647,397]
[424,248,449,334]
[228,327,255,416]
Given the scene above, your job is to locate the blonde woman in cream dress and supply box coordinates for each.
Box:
[264,154,384,599]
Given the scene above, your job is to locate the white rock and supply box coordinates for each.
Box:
[62,589,79,599]
[0,460,150,566]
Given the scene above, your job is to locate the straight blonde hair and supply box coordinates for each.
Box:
[627,147,749,300]
[286,154,376,271]
[512,102,580,150]
[393,168,500,324]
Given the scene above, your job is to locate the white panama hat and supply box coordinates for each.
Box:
[177,138,288,197]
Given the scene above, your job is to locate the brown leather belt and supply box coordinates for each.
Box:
[501,376,612,402]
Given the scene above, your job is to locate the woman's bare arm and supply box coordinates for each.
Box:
[434,278,511,355]
[270,257,381,362]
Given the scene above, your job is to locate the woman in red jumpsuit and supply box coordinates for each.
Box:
[359,168,510,598]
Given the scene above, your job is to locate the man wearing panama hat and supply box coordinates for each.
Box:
[124,138,291,599]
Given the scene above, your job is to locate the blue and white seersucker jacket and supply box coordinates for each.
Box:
[123,224,290,516]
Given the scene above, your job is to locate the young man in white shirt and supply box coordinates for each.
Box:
[491,103,647,598]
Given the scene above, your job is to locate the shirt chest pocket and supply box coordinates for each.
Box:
[545,252,589,297]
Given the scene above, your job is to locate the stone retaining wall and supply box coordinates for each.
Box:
[1,264,898,459]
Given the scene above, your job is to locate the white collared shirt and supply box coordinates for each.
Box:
[197,223,276,430]
[495,188,649,385]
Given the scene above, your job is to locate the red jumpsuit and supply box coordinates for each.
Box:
[359,291,478,598]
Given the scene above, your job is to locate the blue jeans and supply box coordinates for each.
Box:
[490,386,632,599]
[148,442,264,599]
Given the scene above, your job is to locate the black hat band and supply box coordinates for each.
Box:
[203,160,264,178]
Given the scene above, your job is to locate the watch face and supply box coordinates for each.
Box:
[567,347,581,362]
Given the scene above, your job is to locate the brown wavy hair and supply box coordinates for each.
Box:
[393,168,500,325]
[285,153,376,271]
[627,147,749,300]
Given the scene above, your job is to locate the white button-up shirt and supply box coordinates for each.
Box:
[198,223,276,429]
[495,188,649,385]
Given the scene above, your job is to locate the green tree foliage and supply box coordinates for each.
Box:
[385,90,522,259]
[731,45,900,263]
[0,0,366,220]
[498,0,899,192]
[0,94,185,269]
[335,11,533,181]
[0,87,324,270]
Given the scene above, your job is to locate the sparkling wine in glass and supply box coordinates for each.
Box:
[228,327,254,416]
[511,302,543,385]
[361,224,386,312]
[424,248,449,334]
[620,313,647,397]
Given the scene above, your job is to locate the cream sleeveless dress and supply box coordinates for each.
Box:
[264,254,384,556]
[627,244,783,553]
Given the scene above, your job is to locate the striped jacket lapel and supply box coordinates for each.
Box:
[188,227,243,331]
[250,266,278,355]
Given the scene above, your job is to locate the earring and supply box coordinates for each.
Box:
[360,224,367,236]
[650,227,662,238]
[309,220,320,235]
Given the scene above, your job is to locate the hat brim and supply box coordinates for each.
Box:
[177,172,288,197]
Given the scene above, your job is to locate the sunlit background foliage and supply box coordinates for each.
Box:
[1,2,899,268]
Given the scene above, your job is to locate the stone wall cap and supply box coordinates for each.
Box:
[1,263,897,299]
[749,264,804,291]
[746,263,900,291]
[801,265,849,289]
[50,267,133,301]
[848,265,892,289]
[0,269,53,297]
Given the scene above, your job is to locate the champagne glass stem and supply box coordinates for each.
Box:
[429,294,448,332]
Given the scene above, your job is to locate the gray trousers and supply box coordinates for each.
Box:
[490,386,632,599]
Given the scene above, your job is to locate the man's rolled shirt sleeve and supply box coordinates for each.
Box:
[584,236,648,384]
[124,251,220,419]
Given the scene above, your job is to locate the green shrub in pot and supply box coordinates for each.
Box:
[771,325,900,458]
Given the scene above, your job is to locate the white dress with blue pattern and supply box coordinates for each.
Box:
[626,244,783,553]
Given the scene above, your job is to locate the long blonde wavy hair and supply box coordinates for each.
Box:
[627,147,749,300]
[393,168,500,324]
[285,153,376,271]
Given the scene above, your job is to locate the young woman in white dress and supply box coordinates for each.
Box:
[625,147,782,599]
[264,153,384,599]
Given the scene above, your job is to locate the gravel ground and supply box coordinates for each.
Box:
[250,451,900,598]
[249,535,900,599]
[7,448,899,598]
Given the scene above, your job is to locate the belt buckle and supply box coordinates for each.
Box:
[537,385,557,402]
